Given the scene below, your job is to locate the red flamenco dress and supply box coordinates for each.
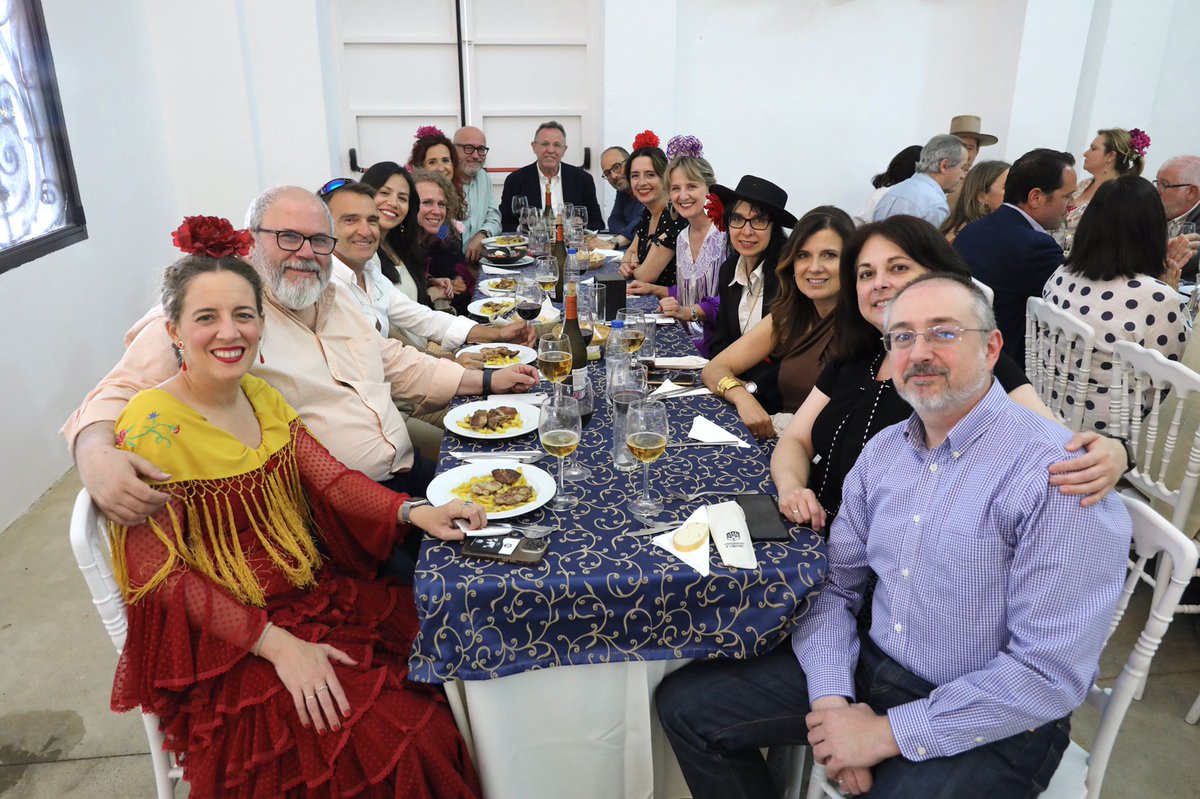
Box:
[108,376,480,798]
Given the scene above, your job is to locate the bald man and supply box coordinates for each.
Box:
[454,125,502,261]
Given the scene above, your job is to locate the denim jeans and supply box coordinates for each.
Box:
[656,637,1069,799]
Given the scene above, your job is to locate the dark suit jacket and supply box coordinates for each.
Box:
[1180,203,1200,281]
[707,252,783,412]
[954,204,1064,366]
[499,162,603,232]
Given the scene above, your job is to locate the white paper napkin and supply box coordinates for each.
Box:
[537,298,560,323]
[486,393,548,406]
[649,379,712,399]
[591,248,622,259]
[655,355,709,369]
[688,416,751,448]
[651,505,710,575]
[707,501,758,570]
[644,313,677,326]
[481,264,520,275]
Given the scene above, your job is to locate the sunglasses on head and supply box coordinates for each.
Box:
[317,177,358,198]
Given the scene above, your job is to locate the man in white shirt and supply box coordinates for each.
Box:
[499,121,603,231]
[874,135,968,227]
[454,126,502,262]
[322,181,534,355]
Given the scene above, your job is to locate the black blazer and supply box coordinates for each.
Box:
[707,252,782,412]
[954,204,1064,366]
[499,162,604,232]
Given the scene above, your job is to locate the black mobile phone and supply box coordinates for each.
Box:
[461,535,549,564]
[735,494,791,542]
[648,370,697,386]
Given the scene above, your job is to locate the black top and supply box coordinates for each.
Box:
[634,205,688,288]
[707,252,781,359]
[809,345,1030,521]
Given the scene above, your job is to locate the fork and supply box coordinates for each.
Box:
[667,489,741,502]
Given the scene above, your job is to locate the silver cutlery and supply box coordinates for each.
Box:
[667,489,742,502]
[465,523,555,538]
[623,523,679,537]
[665,441,744,448]
[450,450,546,464]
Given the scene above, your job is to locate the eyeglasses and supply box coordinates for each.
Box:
[1153,180,1196,191]
[602,160,626,178]
[254,227,338,255]
[455,143,490,155]
[882,325,990,352]
[728,213,771,231]
[317,177,357,197]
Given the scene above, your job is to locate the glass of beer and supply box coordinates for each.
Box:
[540,394,582,511]
[626,399,668,515]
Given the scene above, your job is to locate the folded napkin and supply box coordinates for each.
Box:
[486,392,548,406]
[538,298,560,323]
[649,379,712,399]
[481,264,520,275]
[707,500,758,570]
[651,505,710,576]
[591,248,622,259]
[655,355,708,369]
[688,416,751,448]
[644,313,676,326]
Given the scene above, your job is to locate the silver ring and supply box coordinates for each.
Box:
[316,685,329,694]
[463,500,474,507]
[304,693,316,700]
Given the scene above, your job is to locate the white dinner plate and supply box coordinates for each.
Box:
[426,459,555,520]
[444,400,541,440]
[468,298,517,318]
[457,342,537,368]
[479,277,518,296]
[482,256,534,269]
[482,235,529,248]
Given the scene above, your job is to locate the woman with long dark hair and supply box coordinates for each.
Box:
[618,132,688,288]
[854,144,923,225]
[360,162,439,307]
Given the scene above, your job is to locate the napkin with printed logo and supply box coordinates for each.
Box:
[707,501,758,569]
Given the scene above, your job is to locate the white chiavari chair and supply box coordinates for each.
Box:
[1025,297,1097,431]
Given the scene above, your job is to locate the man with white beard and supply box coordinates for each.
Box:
[62,185,538,529]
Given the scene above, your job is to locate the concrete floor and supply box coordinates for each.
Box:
[1,471,1198,798]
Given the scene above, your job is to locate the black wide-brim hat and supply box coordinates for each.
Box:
[710,175,797,229]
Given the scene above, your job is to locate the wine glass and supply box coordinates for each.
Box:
[626,400,669,515]
[563,376,595,482]
[560,202,574,223]
[535,257,558,302]
[537,334,572,397]
[540,394,581,511]
[616,310,648,358]
[511,195,529,225]
[516,277,543,325]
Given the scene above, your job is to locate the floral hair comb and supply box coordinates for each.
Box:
[632,130,660,150]
[415,125,446,140]
[171,216,253,258]
[666,135,704,160]
[1128,128,1150,158]
[704,193,726,232]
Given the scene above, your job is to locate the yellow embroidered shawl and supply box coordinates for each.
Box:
[109,375,322,607]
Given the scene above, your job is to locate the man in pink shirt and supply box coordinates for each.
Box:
[62,185,538,530]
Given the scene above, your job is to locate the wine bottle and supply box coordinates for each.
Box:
[552,215,568,300]
[562,277,589,383]
[543,179,554,223]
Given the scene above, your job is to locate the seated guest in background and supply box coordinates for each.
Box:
[873,134,968,226]
[770,216,1124,532]
[619,131,689,289]
[408,125,462,205]
[322,180,533,356]
[653,138,726,355]
[360,162,454,311]
[1063,127,1149,237]
[955,148,1077,366]
[595,145,643,247]
[854,144,922,226]
[1156,154,1200,279]
[939,159,1009,242]
[107,240,485,798]
[453,125,502,262]
[61,186,538,531]
[703,206,853,440]
[658,273,1129,799]
[1043,175,1191,432]
[705,175,795,360]
[499,120,602,231]
[944,114,998,210]
[413,169,475,316]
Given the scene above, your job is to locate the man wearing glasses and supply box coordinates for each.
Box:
[658,274,1128,799]
[596,145,643,248]
[499,120,603,232]
[453,126,502,262]
[1155,155,1200,279]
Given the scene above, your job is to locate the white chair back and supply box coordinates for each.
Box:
[1024,296,1097,431]
[1108,340,1200,531]
[69,489,183,798]
[805,495,1196,799]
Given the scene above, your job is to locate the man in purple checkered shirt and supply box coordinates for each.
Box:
[658,274,1130,798]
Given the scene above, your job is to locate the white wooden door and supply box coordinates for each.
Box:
[333,0,601,191]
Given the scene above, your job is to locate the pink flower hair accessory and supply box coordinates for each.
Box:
[632,130,660,150]
[1128,128,1151,158]
[666,135,704,160]
[415,125,445,140]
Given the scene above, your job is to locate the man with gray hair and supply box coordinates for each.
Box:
[597,145,643,248]
[1156,155,1200,279]
[873,134,968,226]
[453,125,502,261]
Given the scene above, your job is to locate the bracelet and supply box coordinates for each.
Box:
[690,306,700,322]
[482,368,493,396]
[715,375,743,397]
[252,621,273,657]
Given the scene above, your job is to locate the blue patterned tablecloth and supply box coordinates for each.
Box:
[407,273,827,683]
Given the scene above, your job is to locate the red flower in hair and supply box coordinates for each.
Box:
[1128,128,1151,158]
[632,130,660,150]
[704,193,726,232]
[415,125,445,140]
[171,216,252,258]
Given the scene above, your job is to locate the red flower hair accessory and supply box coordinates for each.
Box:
[1128,128,1151,158]
[632,130,660,150]
[171,216,252,258]
[704,193,726,232]
[415,125,445,140]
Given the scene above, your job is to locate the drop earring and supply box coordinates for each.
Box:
[177,341,187,372]
[258,335,266,364]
